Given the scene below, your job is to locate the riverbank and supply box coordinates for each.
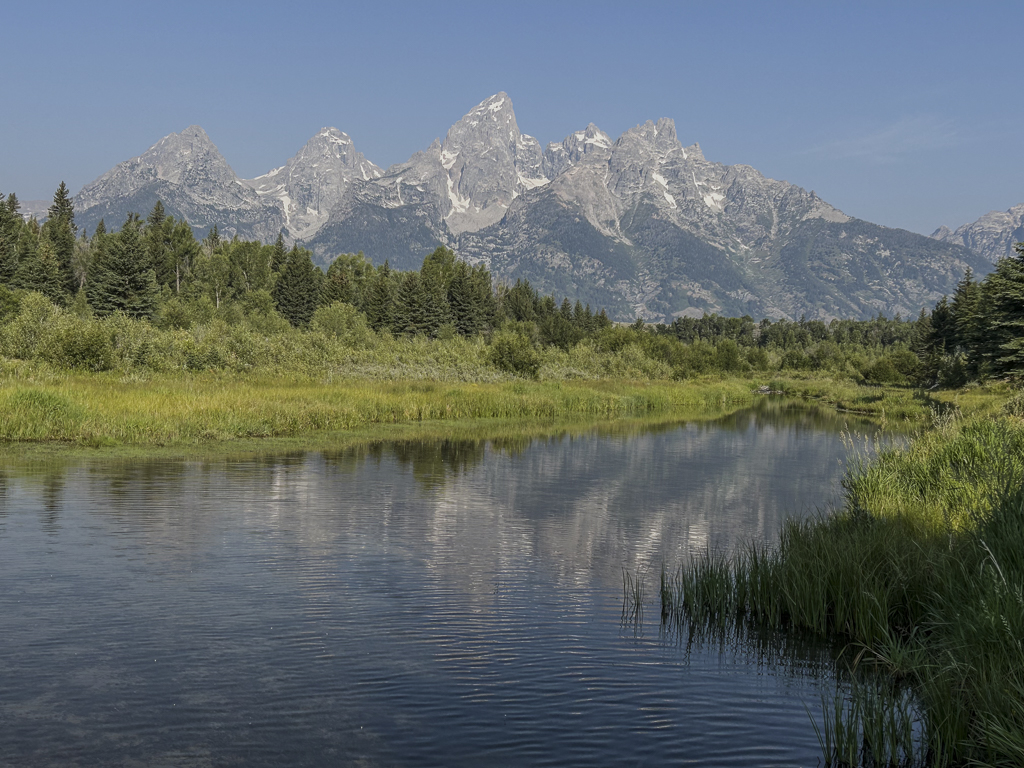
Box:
[663,393,1024,767]
[0,361,1009,453]
[0,366,757,450]
[0,368,941,453]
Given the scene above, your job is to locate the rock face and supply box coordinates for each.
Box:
[932,204,1024,265]
[74,94,991,321]
[244,127,382,242]
[76,126,283,240]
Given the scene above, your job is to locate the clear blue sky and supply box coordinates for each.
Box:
[3,0,1021,235]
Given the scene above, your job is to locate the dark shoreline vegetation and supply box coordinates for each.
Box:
[3,189,1024,765]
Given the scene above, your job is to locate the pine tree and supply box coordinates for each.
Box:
[448,261,495,336]
[393,271,424,335]
[981,244,1024,377]
[12,236,67,304]
[365,261,395,332]
[86,214,158,318]
[203,224,220,253]
[42,181,77,297]
[145,201,173,286]
[503,279,537,322]
[949,268,982,375]
[168,220,200,294]
[273,246,321,326]
[271,232,287,275]
[0,191,22,285]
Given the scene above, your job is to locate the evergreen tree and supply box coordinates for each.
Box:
[271,231,287,275]
[168,220,200,294]
[202,224,220,253]
[12,236,67,304]
[0,191,22,284]
[273,246,321,326]
[86,214,158,318]
[502,279,537,322]
[448,261,495,336]
[364,261,395,332]
[144,201,173,286]
[949,268,982,375]
[981,244,1024,377]
[393,271,425,335]
[42,181,77,296]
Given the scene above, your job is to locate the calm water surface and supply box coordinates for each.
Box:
[0,401,882,767]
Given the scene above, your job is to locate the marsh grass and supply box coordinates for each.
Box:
[662,408,1024,767]
[0,367,761,447]
[621,566,648,631]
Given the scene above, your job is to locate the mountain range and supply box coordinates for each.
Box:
[931,203,1024,266]
[71,92,998,322]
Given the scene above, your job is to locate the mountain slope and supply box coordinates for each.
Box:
[76,126,283,240]
[72,95,990,320]
[932,203,1024,264]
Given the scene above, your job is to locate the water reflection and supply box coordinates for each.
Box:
[0,401,883,767]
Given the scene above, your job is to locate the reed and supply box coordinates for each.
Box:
[662,407,1024,767]
[0,369,759,447]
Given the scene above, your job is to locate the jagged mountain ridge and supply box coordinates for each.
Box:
[76,126,284,241]
[74,93,989,321]
[931,203,1024,265]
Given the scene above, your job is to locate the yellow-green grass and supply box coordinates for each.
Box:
[663,408,1024,767]
[0,368,761,450]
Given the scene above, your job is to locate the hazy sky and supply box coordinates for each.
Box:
[3,0,1021,235]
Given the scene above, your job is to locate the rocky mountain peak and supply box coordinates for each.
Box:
[542,123,613,179]
[75,124,248,213]
[72,93,990,324]
[439,92,541,234]
[244,126,383,242]
[932,203,1024,263]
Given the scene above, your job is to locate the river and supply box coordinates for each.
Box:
[0,400,884,767]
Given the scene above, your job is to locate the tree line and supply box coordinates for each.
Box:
[4,182,1019,385]
[0,185,611,346]
[914,247,1024,384]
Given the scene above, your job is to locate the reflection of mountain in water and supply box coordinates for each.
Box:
[4,401,878,606]
[0,403,885,767]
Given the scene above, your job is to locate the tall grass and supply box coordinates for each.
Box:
[0,369,757,446]
[662,411,1024,767]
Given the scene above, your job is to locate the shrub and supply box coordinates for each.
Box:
[780,349,812,371]
[863,357,904,385]
[310,301,374,348]
[0,292,60,359]
[488,331,540,378]
[38,315,115,371]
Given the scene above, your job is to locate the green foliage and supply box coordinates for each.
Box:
[38,314,115,371]
[86,214,159,318]
[488,331,540,378]
[0,291,59,358]
[664,414,1024,766]
[11,235,67,305]
[42,181,77,296]
[321,251,373,308]
[310,301,374,347]
[272,245,321,326]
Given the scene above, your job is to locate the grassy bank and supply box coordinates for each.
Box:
[0,364,766,448]
[662,402,1024,767]
[2,354,1000,452]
